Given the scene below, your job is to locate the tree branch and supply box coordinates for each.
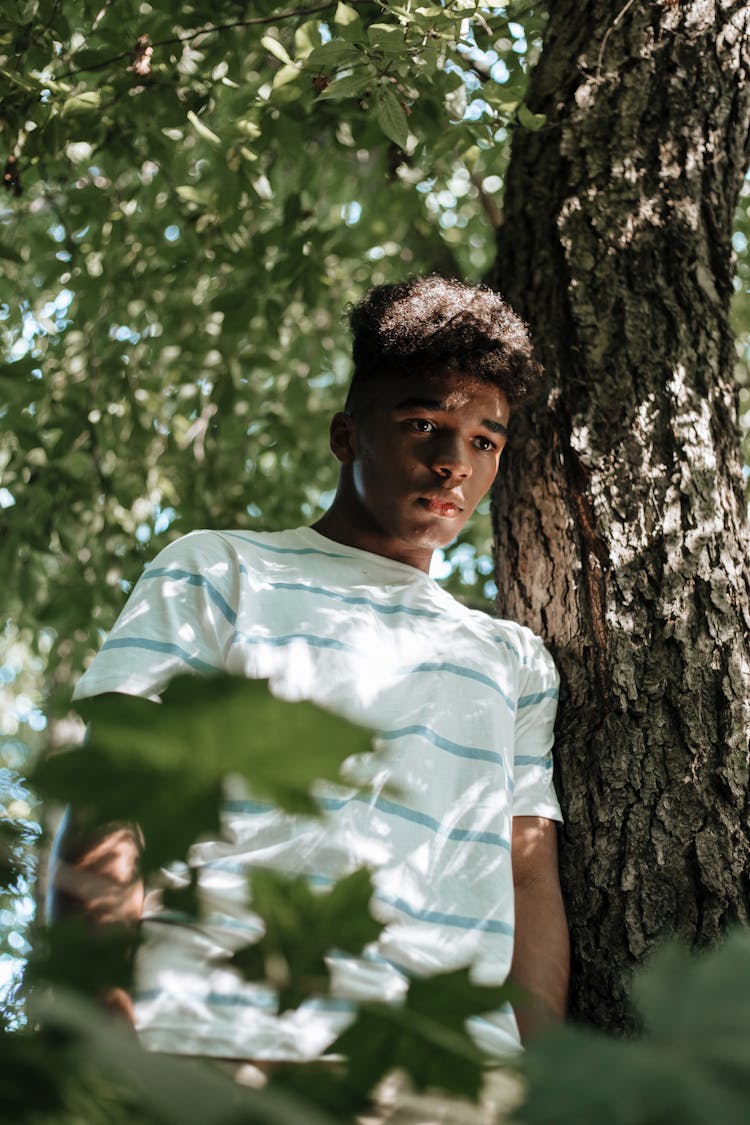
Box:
[62,2,368,77]
[469,168,502,230]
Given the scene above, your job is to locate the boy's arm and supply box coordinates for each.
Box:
[48,807,144,1023]
[508,814,569,1042]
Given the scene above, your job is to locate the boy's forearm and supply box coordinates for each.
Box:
[508,815,569,1043]
[48,811,144,927]
[509,879,569,1041]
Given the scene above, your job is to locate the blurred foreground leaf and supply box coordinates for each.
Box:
[519,928,750,1125]
[34,675,373,874]
[332,968,511,1103]
[25,917,136,999]
[27,989,337,1125]
[231,867,380,1010]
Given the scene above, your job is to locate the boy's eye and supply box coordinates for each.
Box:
[408,419,435,433]
[474,436,497,452]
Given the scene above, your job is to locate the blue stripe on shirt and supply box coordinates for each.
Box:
[492,635,523,662]
[100,637,220,676]
[221,530,351,558]
[398,663,515,713]
[142,568,237,626]
[376,893,514,936]
[134,988,355,1013]
[317,793,511,850]
[378,725,507,770]
[264,581,442,620]
[231,630,355,653]
[514,754,552,769]
[221,791,510,850]
[518,688,559,708]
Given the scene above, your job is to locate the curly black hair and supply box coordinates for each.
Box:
[346,275,542,411]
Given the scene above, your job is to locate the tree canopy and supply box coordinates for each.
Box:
[0,0,548,685]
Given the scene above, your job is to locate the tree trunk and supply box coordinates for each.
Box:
[491,0,750,1033]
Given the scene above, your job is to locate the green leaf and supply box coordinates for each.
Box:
[175,184,213,206]
[374,87,409,148]
[272,63,302,91]
[332,968,511,1101]
[25,918,136,998]
[0,242,24,264]
[61,89,101,115]
[367,24,407,54]
[294,20,322,58]
[186,110,221,147]
[261,34,293,66]
[316,71,372,101]
[33,743,223,876]
[517,103,546,131]
[306,40,363,69]
[69,48,115,70]
[161,867,200,918]
[34,676,374,873]
[34,990,337,1125]
[334,2,361,26]
[520,931,750,1125]
[231,868,381,1010]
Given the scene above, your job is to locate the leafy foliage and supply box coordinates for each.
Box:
[332,967,510,1101]
[1,0,547,688]
[23,674,524,1120]
[231,867,381,1010]
[24,916,136,999]
[33,674,374,872]
[10,989,337,1125]
[519,930,750,1125]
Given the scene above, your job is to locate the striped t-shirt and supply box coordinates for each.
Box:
[73,526,561,1062]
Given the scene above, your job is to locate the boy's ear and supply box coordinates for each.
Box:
[329,412,358,464]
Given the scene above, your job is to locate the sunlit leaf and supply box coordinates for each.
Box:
[374,86,409,147]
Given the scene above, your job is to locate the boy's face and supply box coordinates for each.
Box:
[328,370,510,570]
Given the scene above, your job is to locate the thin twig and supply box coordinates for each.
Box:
[62,2,367,77]
[468,168,502,230]
[595,0,637,82]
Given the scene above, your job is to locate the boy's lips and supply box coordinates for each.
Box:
[419,493,465,517]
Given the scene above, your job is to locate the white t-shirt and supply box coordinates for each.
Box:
[74,526,561,1062]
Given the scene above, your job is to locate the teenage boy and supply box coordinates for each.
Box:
[58,275,569,1066]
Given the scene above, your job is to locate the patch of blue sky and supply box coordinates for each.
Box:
[342,200,361,225]
[165,224,180,242]
[153,507,177,535]
[111,324,140,343]
[464,99,489,121]
[40,289,73,319]
[491,58,510,83]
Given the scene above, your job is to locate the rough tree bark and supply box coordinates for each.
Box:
[491,1,750,1032]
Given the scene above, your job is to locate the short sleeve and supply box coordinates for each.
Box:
[73,530,241,702]
[511,631,562,821]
